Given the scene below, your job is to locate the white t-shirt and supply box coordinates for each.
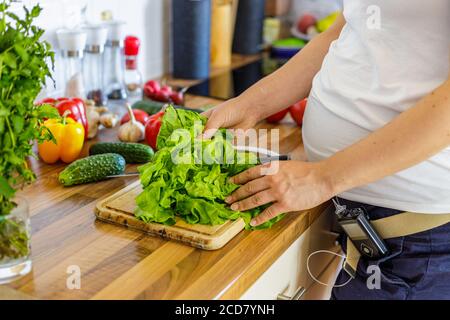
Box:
[303,0,450,213]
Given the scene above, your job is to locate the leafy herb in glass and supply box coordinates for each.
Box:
[0,0,59,260]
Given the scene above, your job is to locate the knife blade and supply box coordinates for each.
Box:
[106,155,291,179]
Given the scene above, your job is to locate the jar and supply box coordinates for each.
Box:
[56,29,88,98]
[83,24,109,106]
[0,197,32,284]
[104,21,127,101]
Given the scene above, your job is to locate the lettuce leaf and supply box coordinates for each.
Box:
[135,105,284,229]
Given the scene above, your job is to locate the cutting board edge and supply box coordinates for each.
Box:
[95,181,246,250]
[94,206,245,250]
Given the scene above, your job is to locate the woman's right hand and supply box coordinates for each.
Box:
[201,98,260,139]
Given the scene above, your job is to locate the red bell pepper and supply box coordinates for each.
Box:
[37,98,89,139]
[145,110,164,150]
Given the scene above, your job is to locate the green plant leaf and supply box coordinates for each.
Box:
[136,106,283,230]
[36,104,59,119]
[2,52,17,69]
[0,176,15,198]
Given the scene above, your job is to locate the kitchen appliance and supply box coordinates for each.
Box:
[104,21,127,100]
[56,29,87,98]
[83,24,108,106]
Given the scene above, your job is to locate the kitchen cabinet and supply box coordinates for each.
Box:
[241,205,341,300]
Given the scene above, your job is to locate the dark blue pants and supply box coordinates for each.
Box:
[331,198,450,300]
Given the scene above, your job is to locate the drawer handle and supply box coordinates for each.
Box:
[277,286,306,300]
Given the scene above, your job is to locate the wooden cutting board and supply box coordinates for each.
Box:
[95,181,246,250]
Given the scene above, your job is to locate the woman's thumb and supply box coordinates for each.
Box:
[202,118,219,140]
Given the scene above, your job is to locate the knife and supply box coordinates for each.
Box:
[106,154,291,179]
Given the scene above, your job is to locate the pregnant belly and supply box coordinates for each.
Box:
[301,93,372,162]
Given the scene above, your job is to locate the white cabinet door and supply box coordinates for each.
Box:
[241,206,340,300]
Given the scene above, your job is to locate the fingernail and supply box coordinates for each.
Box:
[250,220,257,227]
[228,178,235,184]
[231,204,238,211]
[225,197,232,204]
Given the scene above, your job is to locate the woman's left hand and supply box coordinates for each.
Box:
[226,161,336,227]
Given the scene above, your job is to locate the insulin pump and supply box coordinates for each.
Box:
[333,198,389,259]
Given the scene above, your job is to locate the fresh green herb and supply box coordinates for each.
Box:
[136,106,284,230]
[0,0,57,260]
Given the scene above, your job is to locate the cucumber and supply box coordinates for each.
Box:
[89,142,154,164]
[132,100,202,115]
[59,153,126,187]
[132,100,166,115]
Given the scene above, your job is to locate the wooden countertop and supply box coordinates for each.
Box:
[2,55,326,300]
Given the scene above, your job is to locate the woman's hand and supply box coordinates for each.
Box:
[201,98,260,139]
[225,161,335,226]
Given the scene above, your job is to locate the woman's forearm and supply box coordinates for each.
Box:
[324,80,450,196]
[232,14,346,120]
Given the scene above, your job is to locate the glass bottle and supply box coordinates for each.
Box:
[56,29,87,98]
[124,36,143,100]
[83,24,108,106]
[104,21,127,101]
[0,197,32,284]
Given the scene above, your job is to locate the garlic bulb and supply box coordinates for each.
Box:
[100,113,119,128]
[118,103,145,142]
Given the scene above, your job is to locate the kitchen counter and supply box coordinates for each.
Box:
[2,55,328,300]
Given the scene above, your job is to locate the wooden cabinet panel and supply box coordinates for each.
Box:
[241,206,340,300]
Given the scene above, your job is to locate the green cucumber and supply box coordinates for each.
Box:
[132,100,166,115]
[59,153,126,187]
[132,99,202,115]
[89,142,154,164]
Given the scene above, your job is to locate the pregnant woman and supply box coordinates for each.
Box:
[202,0,450,299]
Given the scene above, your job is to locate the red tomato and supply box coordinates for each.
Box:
[145,111,164,150]
[145,80,161,92]
[160,85,173,95]
[266,108,289,123]
[169,91,184,105]
[152,90,170,103]
[120,109,150,125]
[144,80,161,99]
[289,98,308,126]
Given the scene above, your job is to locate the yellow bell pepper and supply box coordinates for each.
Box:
[38,116,85,164]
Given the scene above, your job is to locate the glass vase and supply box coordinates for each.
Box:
[0,196,32,284]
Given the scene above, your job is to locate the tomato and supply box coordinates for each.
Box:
[145,111,164,150]
[266,108,289,123]
[144,80,161,99]
[152,90,170,103]
[170,91,184,105]
[160,85,173,95]
[289,99,308,126]
[145,80,161,93]
[120,109,150,125]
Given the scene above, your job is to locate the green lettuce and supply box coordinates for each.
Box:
[135,106,284,230]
